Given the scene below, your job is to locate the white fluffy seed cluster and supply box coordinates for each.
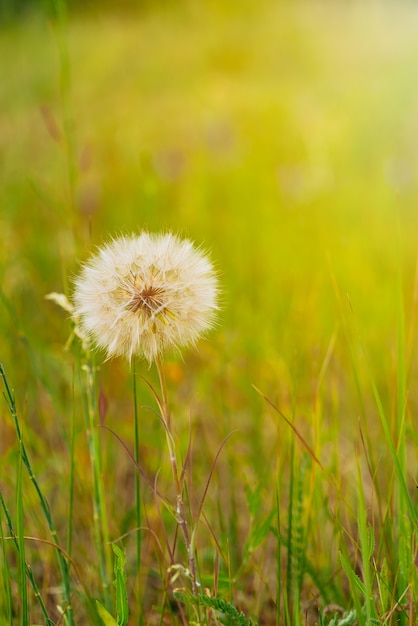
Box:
[73,232,219,363]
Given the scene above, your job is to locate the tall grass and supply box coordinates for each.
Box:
[1,0,418,624]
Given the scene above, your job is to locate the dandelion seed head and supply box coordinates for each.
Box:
[73,232,219,363]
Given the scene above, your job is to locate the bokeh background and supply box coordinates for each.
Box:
[1,0,418,623]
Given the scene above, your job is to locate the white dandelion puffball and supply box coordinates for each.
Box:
[73,232,219,363]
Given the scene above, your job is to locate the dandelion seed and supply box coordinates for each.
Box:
[72,232,219,363]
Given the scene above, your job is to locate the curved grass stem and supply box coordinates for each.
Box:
[155,356,198,596]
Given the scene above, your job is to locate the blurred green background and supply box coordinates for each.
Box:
[3,0,418,391]
[1,1,418,619]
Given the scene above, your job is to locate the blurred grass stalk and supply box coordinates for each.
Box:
[50,0,114,600]
[16,441,29,626]
[49,0,116,609]
[79,354,112,609]
[50,0,78,221]
[0,501,13,625]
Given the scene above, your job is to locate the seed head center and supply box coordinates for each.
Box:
[127,285,165,315]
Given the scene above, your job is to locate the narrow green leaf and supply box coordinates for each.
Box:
[339,552,366,598]
[244,483,261,519]
[0,503,13,626]
[112,544,129,626]
[96,601,118,626]
[367,526,374,562]
[17,443,29,626]
[377,558,390,614]
[242,509,275,567]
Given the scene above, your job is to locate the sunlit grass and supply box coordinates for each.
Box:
[1,1,417,624]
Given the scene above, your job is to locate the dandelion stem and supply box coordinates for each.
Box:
[132,360,143,626]
[155,356,198,596]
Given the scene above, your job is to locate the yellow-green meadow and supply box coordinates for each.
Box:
[0,2,417,624]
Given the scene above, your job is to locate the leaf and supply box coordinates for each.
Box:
[339,552,366,598]
[175,593,260,626]
[245,483,261,519]
[113,544,129,626]
[243,510,275,564]
[367,526,375,561]
[249,510,276,551]
[96,601,118,626]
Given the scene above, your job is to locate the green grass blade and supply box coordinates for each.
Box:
[96,601,118,626]
[16,443,29,626]
[339,551,366,626]
[0,503,13,626]
[113,544,129,626]
[395,219,413,620]
[275,479,281,626]
[285,437,296,626]
[0,364,74,625]
[367,373,416,525]
[0,488,54,625]
[356,460,377,623]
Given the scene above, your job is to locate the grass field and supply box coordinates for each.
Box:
[0,1,417,624]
